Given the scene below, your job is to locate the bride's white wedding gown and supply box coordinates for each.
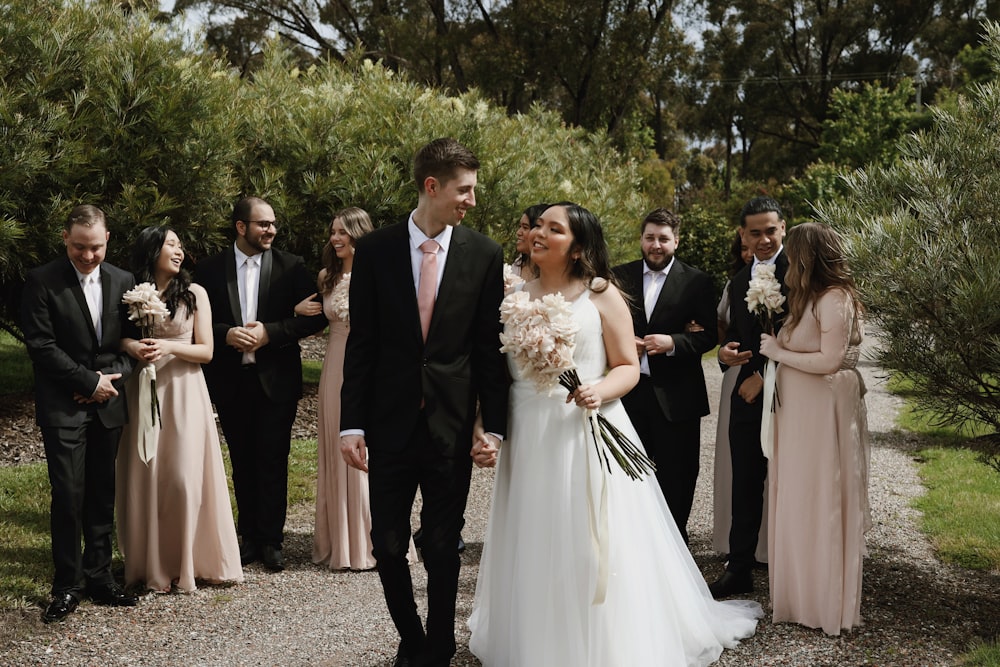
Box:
[469,289,761,666]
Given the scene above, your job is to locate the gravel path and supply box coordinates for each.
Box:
[2,332,999,666]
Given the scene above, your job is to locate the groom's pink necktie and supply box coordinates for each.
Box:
[417,239,440,341]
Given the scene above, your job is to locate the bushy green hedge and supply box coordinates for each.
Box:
[819,21,1000,465]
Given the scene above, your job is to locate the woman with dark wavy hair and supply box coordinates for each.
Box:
[759,222,870,635]
[116,225,243,592]
[469,202,761,665]
[510,202,549,278]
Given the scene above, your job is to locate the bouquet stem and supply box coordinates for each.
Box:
[559,369,656,480]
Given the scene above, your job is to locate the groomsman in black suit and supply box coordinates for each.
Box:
[340,138,509,667]
[21,204,139,623]
[613,208,718,544]
[195,197,326,572]
[709,195,788,598]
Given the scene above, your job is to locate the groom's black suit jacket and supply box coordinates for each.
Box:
[340,220,509,452]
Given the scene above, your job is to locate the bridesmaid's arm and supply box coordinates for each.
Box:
[759,288,852,375]
[569,284,640,410]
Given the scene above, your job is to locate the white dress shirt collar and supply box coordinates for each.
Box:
[407,213,453,253]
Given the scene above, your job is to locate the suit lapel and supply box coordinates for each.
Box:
[66,261,98,343]
[430,226,467,341]
[387,222,423,340]
[649,260,685,323]
[257,249,273,319]
[224,248,243,324]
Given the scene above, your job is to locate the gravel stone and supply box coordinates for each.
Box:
[2,330,998,666]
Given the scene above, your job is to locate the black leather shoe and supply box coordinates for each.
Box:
[392,643,413,667]
[413,528,466,553]
[88,583,139,607]
[708,570,753,599]
[240,541,260,566]
[261,544,284,572]
[42,593,79,623]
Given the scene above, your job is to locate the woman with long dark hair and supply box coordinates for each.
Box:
[468,203,761,665]
[116,225,243,592]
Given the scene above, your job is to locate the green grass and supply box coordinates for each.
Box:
[962,638,1000,666]
[302,358,323,384]
[0,463,52,607]
[0,436,318,611]
[0,331,32,395]
[911,447,1000,570]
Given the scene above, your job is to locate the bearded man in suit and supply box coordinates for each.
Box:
[340,138,509,667]
[613,208,718,545]
[21,204,139,623]
[195,197,326,572]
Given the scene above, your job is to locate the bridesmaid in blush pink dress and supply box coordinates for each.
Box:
[117,226,243,592]
[759,222,871,636]
[300,208,417,570]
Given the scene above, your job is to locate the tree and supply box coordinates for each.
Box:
[687,0,931,184]
[820,21,1000,470]
[172,0,685,154]
[0,0,652,336]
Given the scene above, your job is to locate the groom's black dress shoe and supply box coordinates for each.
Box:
[708,570,754,599]
[88,583,139,607]
[413,528,466,553]
[240,541,260,566]
[391,644,414,667]
[42,593,79,623]
[261,544,285,572]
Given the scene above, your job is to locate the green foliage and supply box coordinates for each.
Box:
[818,80,927,169]
[0,332,32,394]
[823,21,1000,464]
[913,447,1000,570]
[0,0,649,333]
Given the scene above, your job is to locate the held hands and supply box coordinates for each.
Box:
[226,322,269,352]
[340,434,368,472]
[719,341,752,367]
[295,293,322,317]
[568,383,602,411]
[79,370,121,404]
[738,372,764,404]
[134,337,170,363]
[471,413,500,468]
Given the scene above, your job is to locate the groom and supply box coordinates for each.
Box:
[340,138,509,667]
[709,195,788,598]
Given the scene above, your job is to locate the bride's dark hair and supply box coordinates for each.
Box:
[547,201,616,294]
[130,225,195,319]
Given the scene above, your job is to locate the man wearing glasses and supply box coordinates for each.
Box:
[195,196,326,572]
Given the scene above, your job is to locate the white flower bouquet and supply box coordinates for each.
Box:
[503,263,525,292]
[122,282,170,463]
[745,263,785,333]
[331,273,351,324]
[499,290,655,480]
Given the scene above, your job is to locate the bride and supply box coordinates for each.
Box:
[468,203,761,666]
